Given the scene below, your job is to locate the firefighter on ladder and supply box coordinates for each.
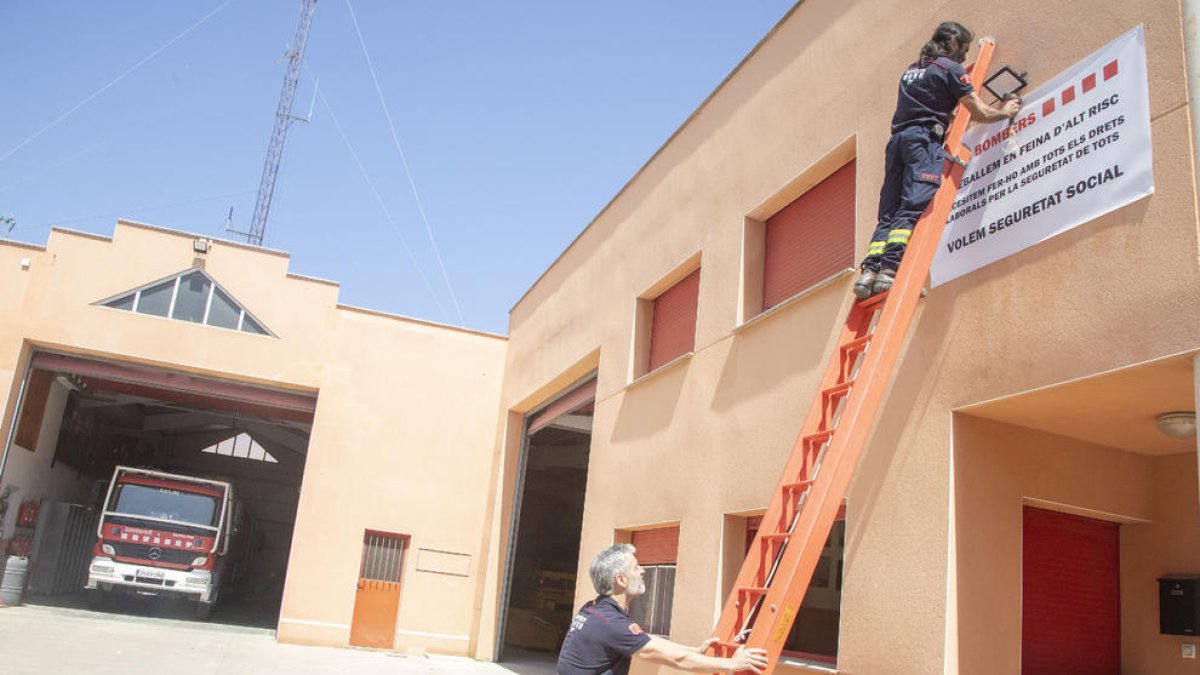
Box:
[854,21,1022,299]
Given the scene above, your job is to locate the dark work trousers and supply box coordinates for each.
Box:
[861,125,945,272]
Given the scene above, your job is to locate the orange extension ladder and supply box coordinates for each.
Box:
[708,38,998,672]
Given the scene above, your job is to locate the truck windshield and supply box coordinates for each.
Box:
[109,483,220,527]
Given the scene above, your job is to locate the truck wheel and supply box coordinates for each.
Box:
[86,590,109,611]
[192,601,213,620]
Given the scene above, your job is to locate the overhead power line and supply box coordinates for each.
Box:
[345,0,464,325]
[0,0,237,164]
[313,82,451,322]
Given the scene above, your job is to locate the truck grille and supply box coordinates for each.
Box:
[121,575,176,587]
[112,542,197,566]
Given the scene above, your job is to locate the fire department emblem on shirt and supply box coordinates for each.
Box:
[628,623,643,635]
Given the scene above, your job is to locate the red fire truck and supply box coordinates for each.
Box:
[85,466,239,619]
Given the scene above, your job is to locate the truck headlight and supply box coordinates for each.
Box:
[90,563,115,575]
[186,576,209,586]
[191,556,208,567]
[101,544,115,555]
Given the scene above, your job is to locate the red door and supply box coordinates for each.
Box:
[1022,507,1120,675]
[349,531,409,649]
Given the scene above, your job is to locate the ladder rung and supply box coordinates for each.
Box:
[822,381,853,401]
[857,288,889,308]
[839,334,872,357]
[781,479,814,493]
[760,533,790,542]
[801,430,834,447]
[737,586,770,597]
[708,639,743,654]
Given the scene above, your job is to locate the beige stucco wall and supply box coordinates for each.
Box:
[486,0,1200,672]
[954,415,1200,674]
[0,221,507,655]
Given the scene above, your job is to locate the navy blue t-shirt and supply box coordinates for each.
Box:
[557,596,652,675]
[890,56,975,133]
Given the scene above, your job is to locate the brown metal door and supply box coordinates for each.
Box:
[349,530,409,649]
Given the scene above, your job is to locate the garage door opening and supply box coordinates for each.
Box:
[499,378,594,666]
[0,352,314,629]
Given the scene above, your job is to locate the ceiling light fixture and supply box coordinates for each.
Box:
[1155,411,1197,439]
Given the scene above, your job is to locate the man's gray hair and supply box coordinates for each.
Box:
[590,543,635,595]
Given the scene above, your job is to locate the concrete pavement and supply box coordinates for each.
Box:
[0,604,552,674]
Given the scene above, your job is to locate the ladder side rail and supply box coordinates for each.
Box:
[711,38,997,671]
[710,309,874,637]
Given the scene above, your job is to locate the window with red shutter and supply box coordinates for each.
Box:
[627,526,680,635]
[632,526,680,565]
[647,269,700,372]
[762,161,855,310]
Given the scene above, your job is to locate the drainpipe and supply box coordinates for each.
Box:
[1187,0,1200,241]
[1194,354,1200,501]
[1189,2,1200,500]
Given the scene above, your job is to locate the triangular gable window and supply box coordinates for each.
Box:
[97,269,274,336]
[201,432,278,463]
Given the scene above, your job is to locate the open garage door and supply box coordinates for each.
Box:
[499,377,595,667]
[0,351,315,629]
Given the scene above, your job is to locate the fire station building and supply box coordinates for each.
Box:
[3,0,1200,674]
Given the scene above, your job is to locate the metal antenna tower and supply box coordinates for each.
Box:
[231,0,317,246]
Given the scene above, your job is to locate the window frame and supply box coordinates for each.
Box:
[95,268,276,337]
[739,139,857,325]
[630,253,702,382]
[629,563,676,637]
[760,160,856,311]
[737,506,846,666]
[619,524,681,637]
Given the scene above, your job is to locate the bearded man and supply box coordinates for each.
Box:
[556,543,768,675]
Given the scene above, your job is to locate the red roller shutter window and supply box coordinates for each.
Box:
[648,269,700,372]
[631,527,680,565]
[763,161,856,309]
[1022,506,1120,675]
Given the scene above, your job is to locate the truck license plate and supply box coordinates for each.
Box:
[136,569,165,581]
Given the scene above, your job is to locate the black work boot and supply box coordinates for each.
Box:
[853,268,878,300]
[872,268,896,294]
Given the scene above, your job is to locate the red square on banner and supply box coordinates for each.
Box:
[1062,86,1076,105]
[1082,74,1096,93]
[1042,98,1056,116]
[1103,60,1119,80]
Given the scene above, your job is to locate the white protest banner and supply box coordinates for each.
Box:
[930,25,1154,286]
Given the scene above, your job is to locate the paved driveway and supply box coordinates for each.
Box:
[0,604,550,675]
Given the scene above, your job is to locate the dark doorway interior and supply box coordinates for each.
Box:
[501,402,593,662]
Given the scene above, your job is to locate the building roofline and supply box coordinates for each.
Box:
[50,227,113,243]
[0,238,47,253]
[336,303,508,341]
[116,218,293,259]
[286,272,341,288]
[508,1,803,313]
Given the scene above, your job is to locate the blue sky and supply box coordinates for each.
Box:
[1,1,796,334]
